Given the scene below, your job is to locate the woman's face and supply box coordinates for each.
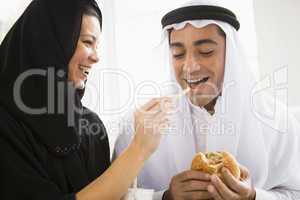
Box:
[68,15,101,89]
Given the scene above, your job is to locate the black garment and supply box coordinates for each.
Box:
[0,106,110,200]
[0,0,101,155]
[0,0,111,199]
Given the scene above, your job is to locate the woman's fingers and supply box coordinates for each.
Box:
[144,103,161,116]
[140,98,172,131]
[139,98,160,112]
[132,97,172,156]
[139,97,172,113]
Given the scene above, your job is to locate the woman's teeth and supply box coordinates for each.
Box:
[79,65,90,76]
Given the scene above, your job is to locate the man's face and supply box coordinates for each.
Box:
[170,24,226,107]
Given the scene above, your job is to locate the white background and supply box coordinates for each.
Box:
[0,0,299,148]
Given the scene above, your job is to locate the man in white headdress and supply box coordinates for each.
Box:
[114,0,300,199]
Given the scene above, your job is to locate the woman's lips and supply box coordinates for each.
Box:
[78,65,91,80]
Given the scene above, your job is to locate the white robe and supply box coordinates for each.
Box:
[114,94,300,200]
[114,2,300,199]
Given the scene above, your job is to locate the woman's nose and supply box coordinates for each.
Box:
[90,48,100,63]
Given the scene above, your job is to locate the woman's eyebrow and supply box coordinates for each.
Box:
[80,34,97,41]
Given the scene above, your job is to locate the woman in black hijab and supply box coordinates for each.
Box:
[0,0,170,199]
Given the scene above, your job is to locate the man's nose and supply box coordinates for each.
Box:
[183,53,201,74]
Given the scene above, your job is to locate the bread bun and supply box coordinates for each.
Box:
[191,151,240,180]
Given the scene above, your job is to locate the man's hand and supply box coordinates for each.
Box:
[207,166,256,200]
[164,170,213,200]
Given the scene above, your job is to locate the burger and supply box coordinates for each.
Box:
[191,151,240,180]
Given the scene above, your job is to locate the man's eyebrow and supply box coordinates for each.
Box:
[170,39,218,48]
[170,42,184,48]
[194,39,217,46]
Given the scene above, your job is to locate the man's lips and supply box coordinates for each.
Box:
[184,76,210,89]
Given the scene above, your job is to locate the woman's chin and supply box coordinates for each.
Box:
[75,80,85,89]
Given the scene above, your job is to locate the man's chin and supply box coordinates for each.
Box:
[188,93,217,107]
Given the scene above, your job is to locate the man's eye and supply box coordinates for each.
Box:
[200,50,214,56]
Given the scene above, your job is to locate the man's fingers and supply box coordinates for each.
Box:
[177,170,211,182]
[181,180,211,192]
[239,164,250,181]
[222,168,249,195]
[211,175,239,200]
[181,190,212,200]
[208,185,224,200]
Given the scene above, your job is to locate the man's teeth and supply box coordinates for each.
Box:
[79,65,90,75]
[186,77,209,84]
[187,78,202,84]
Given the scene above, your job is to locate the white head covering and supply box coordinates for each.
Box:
[114,0,300,193]
[159,0,257,172]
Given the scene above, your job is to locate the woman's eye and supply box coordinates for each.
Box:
[173,53,185,59]
[83,40,93,46]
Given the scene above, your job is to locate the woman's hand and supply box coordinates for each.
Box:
[132,97,171,159]
[76,98,171,200]
[208,165,256,200]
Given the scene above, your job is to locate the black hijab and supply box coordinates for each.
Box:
[0,0,101,156]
